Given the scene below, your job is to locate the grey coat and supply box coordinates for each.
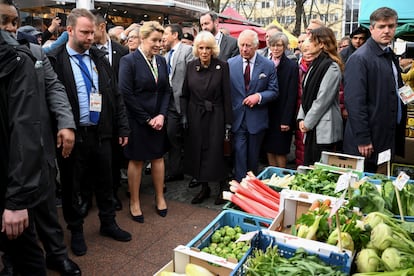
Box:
[297,62,343,144]
[169,42,193,113]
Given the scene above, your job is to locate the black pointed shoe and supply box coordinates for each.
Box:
[191,186,211,204]
[188,177,200,188]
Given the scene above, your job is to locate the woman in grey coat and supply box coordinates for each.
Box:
[297,27,343,166]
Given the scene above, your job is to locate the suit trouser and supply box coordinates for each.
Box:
[233,120,266,182]
[58,127,115,232]
[0,210,47,276]
[166,109,184,176]
[33,164,68,262]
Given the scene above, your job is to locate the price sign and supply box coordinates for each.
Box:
[335,173,351,193]
[377,149,391,165]
[329,190,346,218]
[393,171,410,191]
[235,231,256,242]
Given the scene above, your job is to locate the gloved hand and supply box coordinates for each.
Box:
[181,115,188,130]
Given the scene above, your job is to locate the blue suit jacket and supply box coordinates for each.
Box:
[228,54,278,134]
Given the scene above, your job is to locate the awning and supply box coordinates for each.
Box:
[267,20,298,49]
[220,23,266,48]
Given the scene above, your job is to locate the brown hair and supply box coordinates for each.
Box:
[310,27,344,72]
[67,8,96,27]
[370,7,398,27]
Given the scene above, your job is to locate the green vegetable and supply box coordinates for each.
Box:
[327,229,354,251]
[245,246,347,276]
[381,247,414,271]
[353,268,414,276]
[355,248,383,273]
[289,168,340,196]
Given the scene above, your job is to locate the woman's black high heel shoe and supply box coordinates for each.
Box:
[129,204,144,223]
[155,197,168,217]
[191,183,210,204]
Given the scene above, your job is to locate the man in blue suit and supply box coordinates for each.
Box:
[228,30,278,182]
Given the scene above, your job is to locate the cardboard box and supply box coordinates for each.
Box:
[269,189,341,233]
[314,151,365,178]
[319,151,365,171]
[153,261,173,276]
[153,245,236,276]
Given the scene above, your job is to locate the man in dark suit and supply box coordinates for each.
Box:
[47,8,131,257]
[162,24,193,184]
[78,9,129,213]
[344,7,405,172]
[228,30,278,182]
[200,11,238,61]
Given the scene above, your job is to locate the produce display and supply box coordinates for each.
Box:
[200,225,251,261]
[352,174,414,216]
[245,246,347,276]
[293,199,368,252]
[159,164,414,276]
[223,172,280,219]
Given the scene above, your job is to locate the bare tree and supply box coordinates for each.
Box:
[294,0,307,36]
[206,0,220,12]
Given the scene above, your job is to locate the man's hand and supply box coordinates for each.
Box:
[57,128,75,158]
[48,17,61,33]
[149,115,165,131]
[119,136,128,147]
[358,144,374,158]
[2,209,29,240]
[243,93,260,108]
[181,115,188,130]
[280,124,290,132]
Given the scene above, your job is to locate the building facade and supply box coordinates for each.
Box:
[224,0,361,39]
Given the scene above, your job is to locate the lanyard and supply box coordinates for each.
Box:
[70,55,97,91]
[139,48,158,82]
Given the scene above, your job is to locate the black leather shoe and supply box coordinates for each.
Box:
[188,177,200,188]
[79,200,91,218]
[165,174,184,182]
[191,186,211,204]
[100,223,132,242]
[114,195,123,211]
[46,258,81,276]
[70,231,87,256]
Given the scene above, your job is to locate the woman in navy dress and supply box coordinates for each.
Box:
[119,21,171,222]
[263,32,298,168]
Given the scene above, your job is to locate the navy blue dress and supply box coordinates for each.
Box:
[118,50,171,160]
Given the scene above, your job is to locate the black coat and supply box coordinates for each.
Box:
[181,58,232,181]
[47,44,130,139]
[0,32,44,210]
[344,38,406,165]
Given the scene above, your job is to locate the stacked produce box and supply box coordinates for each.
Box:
[155,151,414,275]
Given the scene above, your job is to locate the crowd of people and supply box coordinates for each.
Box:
[0,1,408,274]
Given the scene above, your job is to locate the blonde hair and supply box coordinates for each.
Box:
[192,31,219,58]
[140,21,164,40]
